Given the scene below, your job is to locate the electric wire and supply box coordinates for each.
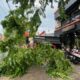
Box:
[0,0,9,11]
[0,0,10,23]
[0,3,7,13]
[0,0,9,19]
[6,1,11,11]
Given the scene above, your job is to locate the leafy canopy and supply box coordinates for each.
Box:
[0,0,69,55]
[0,0,72,78]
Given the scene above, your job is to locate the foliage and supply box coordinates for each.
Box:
[0,0,70,59]
[0,48,33,77]
[46,49,72,80]
[0,44,72,79]
[0,0,71,79]
[58,0,69,20]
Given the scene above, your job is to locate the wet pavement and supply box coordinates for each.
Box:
[14,66,52,80]
[0,64,80,80]
[70,64,80,80]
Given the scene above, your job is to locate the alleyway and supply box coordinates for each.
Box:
[0,64,80,80]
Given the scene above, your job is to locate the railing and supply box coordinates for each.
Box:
[62,18,71,26]
[62,13,80,27]
[55,11,80,32]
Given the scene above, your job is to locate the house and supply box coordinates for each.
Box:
[54,0,80,49]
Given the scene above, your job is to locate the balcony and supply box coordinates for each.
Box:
[62,18,71,26]
[55,13,80,32]
[62,12,80,27]
[61,11,80,32]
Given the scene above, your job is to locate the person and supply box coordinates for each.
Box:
[26,37,29,44]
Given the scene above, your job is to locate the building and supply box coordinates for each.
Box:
[34,36,61,44]
[54,0,80,49]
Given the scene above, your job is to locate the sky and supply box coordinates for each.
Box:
[37,2,58,34]
[0,0,58,34]
[0,0,16,34]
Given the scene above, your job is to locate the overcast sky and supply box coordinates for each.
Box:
[37,2,58,34]
[0,0,58,34]
[0,0,16,34]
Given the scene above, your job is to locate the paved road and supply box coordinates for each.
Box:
[0,67,53,80]
[70,64,80,80]
[0,64,80,80]
[15,66,52,80]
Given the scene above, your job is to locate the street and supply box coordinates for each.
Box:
[0,64,80,80]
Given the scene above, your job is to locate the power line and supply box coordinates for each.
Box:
[0,0,12,14]
[0,3,7,13]
[6,0,15,16]
[0,2,8,21]
[6,1,11,11]
[0,0,10,21]
[0,0,9,11]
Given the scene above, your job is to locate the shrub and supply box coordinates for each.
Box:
[0,44,72,79]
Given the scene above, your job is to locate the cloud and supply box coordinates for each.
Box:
[0,25,3,34]
[0,0,58,35]
[0,0,16,34]
[37,2,58,34]
[0,0,16,21]
[34,0,41,9]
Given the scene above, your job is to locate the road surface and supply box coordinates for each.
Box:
[0,64,80,80]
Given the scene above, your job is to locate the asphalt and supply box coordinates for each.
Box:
[70,64,80,80]
[0,64,80,80]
